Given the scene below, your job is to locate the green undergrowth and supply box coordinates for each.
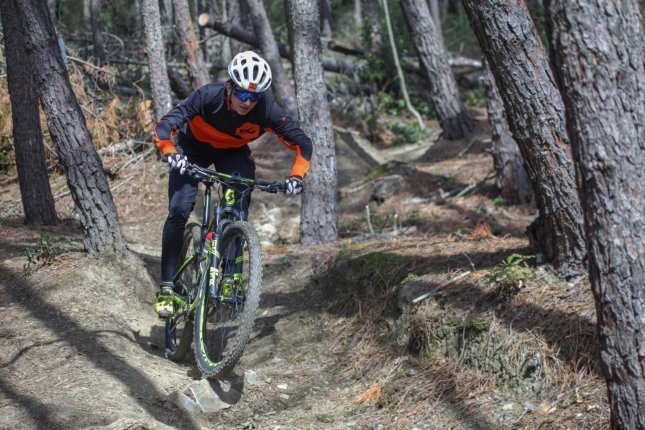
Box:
[23,233,78,275]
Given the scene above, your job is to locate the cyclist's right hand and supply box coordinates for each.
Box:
[285,176,303,196]
[167,153,188,175]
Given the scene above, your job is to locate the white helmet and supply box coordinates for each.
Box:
[228,51,272,93]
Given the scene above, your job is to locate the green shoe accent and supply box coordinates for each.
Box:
[221,273,242,297]
[154,285,174,318]
[221,277,234,297]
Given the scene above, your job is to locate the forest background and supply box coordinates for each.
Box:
[0,0,643,429]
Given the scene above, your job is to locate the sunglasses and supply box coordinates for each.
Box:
[233,88,264,103]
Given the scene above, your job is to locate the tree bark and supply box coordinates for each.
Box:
[285,0,338,245]
[14,0,127,254]
[227,0,246,55]
[547,1,645,428]
[1,0,58,225]
[400,0,472,139]
[142,0,173,120]
[172,0,210,89]
[462,0,586,279]
[90,0,105,62]
[354,0,362,24]
[47,0,56,23]
[243,0,297,117]
[362,0,382,53]
[482,57,532,205]
[428,0,444,48]
[320,0,333,38]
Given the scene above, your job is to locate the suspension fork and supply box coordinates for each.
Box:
[207,213,235,299]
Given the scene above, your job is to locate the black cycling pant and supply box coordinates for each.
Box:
[160,141,256,284]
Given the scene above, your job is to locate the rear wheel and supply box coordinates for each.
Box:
[165,223,201,362]
[193,220,262,378]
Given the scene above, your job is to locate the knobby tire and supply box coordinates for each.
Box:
[165,223,201,362]
[193,221,262,379]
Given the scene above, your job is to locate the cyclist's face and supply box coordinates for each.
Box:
[228,84,259,116]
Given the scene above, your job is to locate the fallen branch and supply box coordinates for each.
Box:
[452,173,496,198]
[197,13,361,76]
[412,271,471,304]
[456,138,477,158]
[97,139,151,158]
[365,205,375,235]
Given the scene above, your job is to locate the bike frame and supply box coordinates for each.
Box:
[169,164,283,320]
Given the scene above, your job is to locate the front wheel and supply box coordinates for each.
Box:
[165,223,201,362]
[193,220,262,378]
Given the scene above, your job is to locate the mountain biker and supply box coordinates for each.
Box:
[152,51,314,317]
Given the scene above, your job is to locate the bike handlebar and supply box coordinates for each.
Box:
[183,162,286,194]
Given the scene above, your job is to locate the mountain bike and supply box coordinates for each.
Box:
[164,161,285,379]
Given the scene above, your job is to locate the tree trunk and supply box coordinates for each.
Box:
[462,0,586,279]
[172,0,210,89]
[14,0,127,254]
[244,0,297,118]
[547,1,645,427]
[1,0,58,225]
[382,0,425,129]
[362,0,382,53]
[159,0,172,25]
[83,0,91,33]
[428,0,444,48]
[195,0,208,60]
[285,0,338,245]
[320,0,333,38]
[400,0,472,139]
[227,0,246,55]
[142,0,173,120]
[482,57,532,205]
[90,0,105,62]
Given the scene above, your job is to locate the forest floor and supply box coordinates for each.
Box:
[0,109,608,429]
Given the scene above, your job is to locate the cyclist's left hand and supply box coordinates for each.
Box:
[285,176,303,196]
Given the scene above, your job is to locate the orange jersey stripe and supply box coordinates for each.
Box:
[188,116,250,149]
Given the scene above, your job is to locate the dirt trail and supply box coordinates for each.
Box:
[0,132,395,430]
[2,114,605,429]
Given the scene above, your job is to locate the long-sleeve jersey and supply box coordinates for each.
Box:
[154,83,313,178]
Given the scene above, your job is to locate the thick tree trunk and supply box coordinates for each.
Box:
[142,0,173,120]
[14,0,127,254]
[172,0,210,89]
[285,0,338,245]
[244,0,297,117]
[547,1,645,428]
[400,0,472,139]
[1,0,58,225]
[482,57,532,205]
[462,0,586,279]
